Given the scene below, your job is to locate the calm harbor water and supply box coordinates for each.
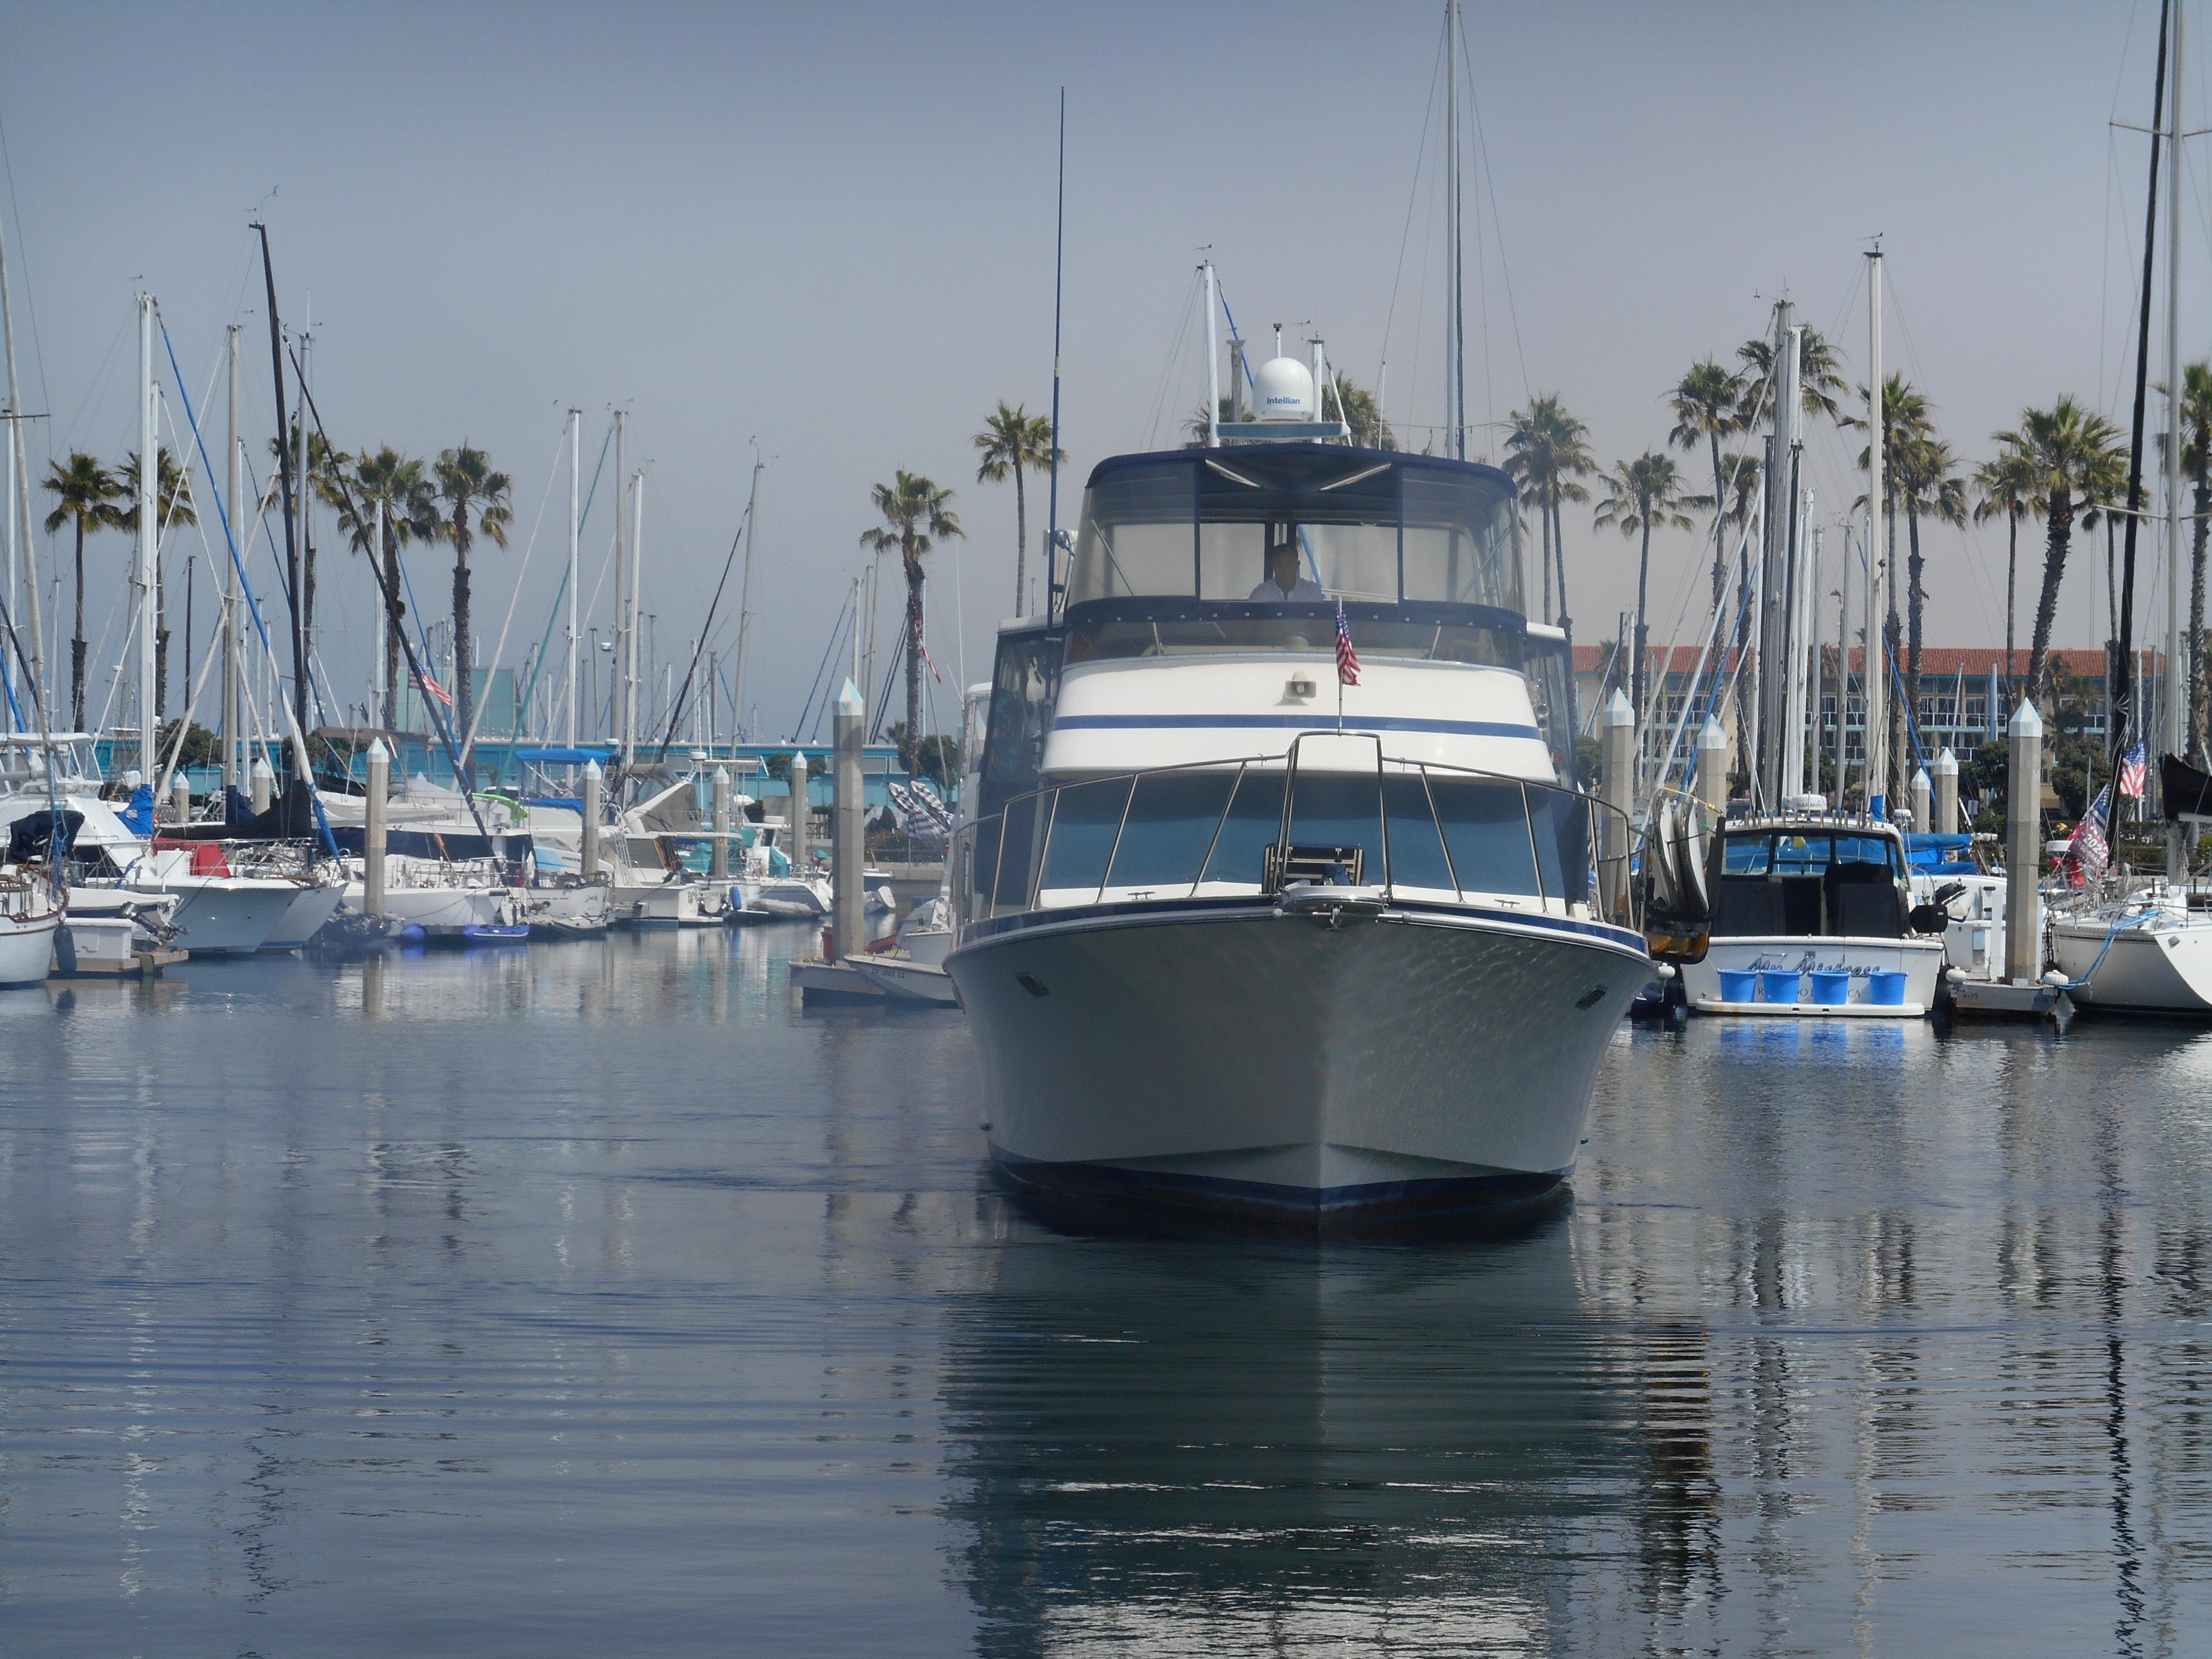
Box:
[3,930,2211,1656]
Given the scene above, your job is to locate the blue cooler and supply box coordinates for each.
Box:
[1717,969,1757,1004]
[1808,969,1852,1006]
[1759,970,1802,1006]
[1867,969,1908,1006]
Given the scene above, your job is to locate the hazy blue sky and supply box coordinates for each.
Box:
[1,2,2199,741]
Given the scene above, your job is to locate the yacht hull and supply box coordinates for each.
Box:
[134,876,295,955]
[946,898,1645,1225]
[2050,920,2212,1015]
[261,885,345,952]
[1681,935,1946,1016]
[0,911,58,987]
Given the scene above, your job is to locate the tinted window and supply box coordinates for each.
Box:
[1199,771,1285,885]
[1774,834,1831,874]
[1383,775,1455,890]
[1106,771,1238,889]
[1038,777,1132,893]
[1285,772,1383,860]
[1722,835,1772,875]
[993,793,1046,908]
[1430,778,1540,897]
[1529,787,1592,904]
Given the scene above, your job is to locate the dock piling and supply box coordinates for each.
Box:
[833,680,864,961]
[711,765,731,882]
[1933,747,1959,837]
[1695,715,1729,829]
[365,738,389,918]
[582,760,602,881]
[1601,690,1634,919]
[250,757,273,816]
[788,750,811,872]
[2005,701,2042,984]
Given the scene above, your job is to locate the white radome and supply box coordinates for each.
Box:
[1252,355,1316,421]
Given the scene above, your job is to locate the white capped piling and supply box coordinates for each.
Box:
[581,760,602,881]
[364,738,389,918]
[250,756,273,816]
[1695,715,1729,826]
[2005,700,2042,984]
[710,764,731,881]
[170,775,190,827]
[787,749,811,872]
[1600,690,1635,918]
[833,680,864,962]
[1933,747,1959,837]
[1910,766,1932,832]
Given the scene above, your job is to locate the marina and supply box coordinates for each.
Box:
[8,0,2212,1651]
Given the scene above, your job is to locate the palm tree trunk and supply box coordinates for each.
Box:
[1539,495,1553,624]
[381,527,403,731]
[1012,462,1027,620]
[2004,507,2019,708]
[2191,477,2208,760]
[453,517,474,789]
[1905,501,1925,757]
[1632,519,1652,741]
[904,540,924,775]
[71,518,87,730]
[2026,492,2076,709]
[1708,433,1726,613]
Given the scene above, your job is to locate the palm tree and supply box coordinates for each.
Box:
[972,402,1061,620]
[1504,395,1593,632]
[1996,398,2127,707]
[1739,325,1850,423]
[1972,445,2041,708]
[1668,359,1746,611]
[1890,421,1966,746]
[40,453,126,729]
[432,444,513,778]
[860,471,962,770]
[1593,451,1694,735]
[1327,372,1394,450]
[338,447,438,728]
[118,447,197,720]
[2177,362,2212,758]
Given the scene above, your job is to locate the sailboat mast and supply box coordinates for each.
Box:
[224,324,241,790]
[625,468,644,766]
[2167,0,2188,870]
[0,194,42,712]
[1445,0,1464,461]
[611,408,629,758]
[251,224,305,747]
[136,294,157,784]
[1865,250,1888,814]
[566,407,580,751]
[731,447,763,747]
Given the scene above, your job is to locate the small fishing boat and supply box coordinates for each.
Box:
[1667,811,1947,1016]
[0,868,62,988]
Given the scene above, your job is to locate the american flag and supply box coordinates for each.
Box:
[2119,737,2147,799]
[2069,784,2111,883]
[410,665,453,710]
[1334,599,1360,687]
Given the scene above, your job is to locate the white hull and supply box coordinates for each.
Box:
[947,899,1645,1223]
[515,884,610,936]
[2051,915,2212,1014]
[846,952,960,1005]
[130,875,294,954]
[261,884,345,952]
[751,876,832,918]
[340,882,510,933]
[1681,935,1946,1017]
[0,909,58,987]
[622,881,721,927]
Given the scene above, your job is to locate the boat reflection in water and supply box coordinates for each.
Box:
[940,1202,1724,1656]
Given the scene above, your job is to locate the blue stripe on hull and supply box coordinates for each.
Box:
[990,1146,1567,1232]
[1051,713,1543,740]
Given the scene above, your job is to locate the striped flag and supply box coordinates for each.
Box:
[410,666,453,710]
[2069,784,2111,883]
[2119,737,2147,799]
[1334,599,1360,687]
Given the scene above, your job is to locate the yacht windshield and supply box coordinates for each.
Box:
[1066,449,1518,614]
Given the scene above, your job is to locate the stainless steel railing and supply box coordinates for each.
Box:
[951,741,1638,931]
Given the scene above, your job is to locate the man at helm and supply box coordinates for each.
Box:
[1248,526,1325,602]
